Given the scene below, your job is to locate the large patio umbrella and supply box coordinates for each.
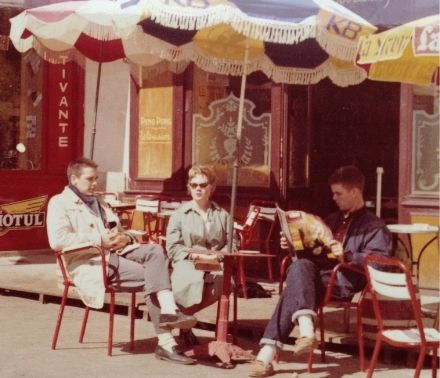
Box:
[137,0,376,251]
[357,14,440,85]
[9,0,376,252]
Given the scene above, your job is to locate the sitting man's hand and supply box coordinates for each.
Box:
[328,240,344,261]
[101,229,129,250]
[280,231,289,250]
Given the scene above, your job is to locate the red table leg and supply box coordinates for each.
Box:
[185,255,254,368]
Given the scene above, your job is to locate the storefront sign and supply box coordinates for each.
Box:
[357,29,411,63]
[0,196,47,236]
[46,58,80,173]
[413,22,439,56]
[412,110,440,194]
[56,56,70,148]
[138,87,173,179]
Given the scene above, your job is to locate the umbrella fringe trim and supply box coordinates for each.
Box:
[231,19,316,44]
[24,38,86,67]
[316,29,358,61]
[19,34,366,88]
[127,31,366,87]
[149,2,227,30]
[189,52,365,87]
[149,2,322,44]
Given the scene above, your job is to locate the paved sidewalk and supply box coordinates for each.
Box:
[0,250,438,377]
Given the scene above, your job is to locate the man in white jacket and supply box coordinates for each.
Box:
[47,157,197,364]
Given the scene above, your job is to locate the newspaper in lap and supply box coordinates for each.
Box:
[276,207,336,259]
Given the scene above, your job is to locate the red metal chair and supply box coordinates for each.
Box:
[234,205,261,298]
[52,245,142,356]
[363,254,439,378]
[236,200,278,297]
[308,262,367,372]
[278,258,367,372]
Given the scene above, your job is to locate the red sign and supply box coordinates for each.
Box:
[46,58,84,173]
[0,196,47,236]
[413,22,440,56]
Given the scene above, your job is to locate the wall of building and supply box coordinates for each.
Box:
[83,59,130,193]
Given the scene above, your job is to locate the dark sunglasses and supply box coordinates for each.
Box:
[189,182,209,189]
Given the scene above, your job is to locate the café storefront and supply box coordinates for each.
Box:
[0,1,438,289]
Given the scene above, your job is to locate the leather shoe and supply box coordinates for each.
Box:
[159,310,197,329]
[155,345,196,365]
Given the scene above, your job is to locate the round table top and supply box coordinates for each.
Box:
[387,223,439,234]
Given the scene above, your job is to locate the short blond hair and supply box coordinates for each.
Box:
[187,165,217,191]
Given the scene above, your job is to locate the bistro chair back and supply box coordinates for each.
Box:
[243,200,279,282]
[52,245,142,356]
[234,205,261,298]
[363,254,439,378]
[132,196,160,242]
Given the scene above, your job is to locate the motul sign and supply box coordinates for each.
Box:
[0,196,47,236]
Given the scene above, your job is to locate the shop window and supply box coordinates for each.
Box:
[411,84,439,195]
[192,67,272,187]
[0,7,42,170]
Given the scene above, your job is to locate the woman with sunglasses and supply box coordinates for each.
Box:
[166,165,236,347]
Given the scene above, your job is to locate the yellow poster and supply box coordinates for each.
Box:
[138,87,173,179]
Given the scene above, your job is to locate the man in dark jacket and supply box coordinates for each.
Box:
[249,166,392,377]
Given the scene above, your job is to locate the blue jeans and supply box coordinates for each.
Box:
[260,257,359,349]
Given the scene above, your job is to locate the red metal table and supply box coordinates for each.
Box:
[185,249,274,368]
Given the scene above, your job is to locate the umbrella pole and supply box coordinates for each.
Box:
[89,44,103,159]
[227,43,249,253]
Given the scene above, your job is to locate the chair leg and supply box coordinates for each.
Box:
[343,307,350,333]
[432,346,438,378]
[266,255,273,281]
[238,257,248,299]
[108,292,115,356]
[79,307,90,343]
[215,297,220,339]
[233,283,238,345]
[367,337,382,378]
[414,347,427,378]
[357,307,365,371]
[278,255,291,295]
[308,313,320,373]
[51,284,70,350]
[129,292,136,351]
[307,349,314,373]
[319,308,326,362]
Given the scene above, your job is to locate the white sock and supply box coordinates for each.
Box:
[157,290,178,314]
[256,344,277,364]
[298,315,314,338]
[157,332,177,352]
